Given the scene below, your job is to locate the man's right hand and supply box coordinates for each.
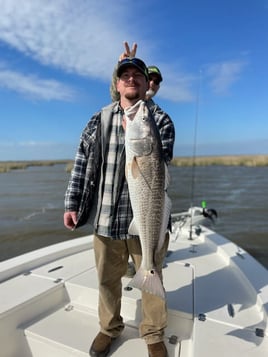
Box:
[64,211,78,230]
[119,41,137,61]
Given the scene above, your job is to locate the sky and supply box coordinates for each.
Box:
[0,0,268,161]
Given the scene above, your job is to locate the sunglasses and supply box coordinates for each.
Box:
[149,78,161,85]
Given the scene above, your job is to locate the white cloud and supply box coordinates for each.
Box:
[160,70,196,102]
[0,1,246,103]
[0,64,75,101]
[0,0,197,103]
[206,60,247,94]
[0,141,60,148]
[0,140,76,160]
[17,141,55,147]
[0,0,133,80]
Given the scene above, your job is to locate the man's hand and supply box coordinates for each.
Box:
[119,41,137,61]
[64,211,78,230]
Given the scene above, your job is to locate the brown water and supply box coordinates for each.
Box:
[0,164,267,269]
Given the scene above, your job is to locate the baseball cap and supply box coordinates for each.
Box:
[147,65,163,82]
[117,58,149,80]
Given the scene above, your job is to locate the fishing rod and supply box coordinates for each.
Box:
[188,71,218,239]
[189,70,202,240]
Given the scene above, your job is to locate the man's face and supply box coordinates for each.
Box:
[149,74,160,93]
[145,74,161,100]
[116,66,149,101]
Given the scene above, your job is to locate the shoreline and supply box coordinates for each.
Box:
[171,154,268,167]
[0,160,73,173]
[1,155,268,173]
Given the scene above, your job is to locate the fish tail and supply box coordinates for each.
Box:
[127,267,165,299]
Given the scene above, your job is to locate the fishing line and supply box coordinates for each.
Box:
[189,70,202,240]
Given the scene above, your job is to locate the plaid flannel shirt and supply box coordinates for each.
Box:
[64,101,175,239]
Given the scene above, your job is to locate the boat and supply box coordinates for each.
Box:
[1,206,268,356]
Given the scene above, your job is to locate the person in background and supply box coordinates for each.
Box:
[64,57,175,357]
[146,65,163,101]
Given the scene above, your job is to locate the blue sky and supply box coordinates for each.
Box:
[0,0,268,160]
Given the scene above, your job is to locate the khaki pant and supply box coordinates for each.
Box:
[93,233,169,345]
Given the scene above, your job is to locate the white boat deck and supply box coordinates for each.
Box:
[1,224,268,356]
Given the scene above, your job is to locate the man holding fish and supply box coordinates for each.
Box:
[64,48,175,357]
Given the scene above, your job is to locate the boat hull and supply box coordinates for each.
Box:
[1,209,268,356]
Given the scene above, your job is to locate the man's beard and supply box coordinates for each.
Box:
[146,89,156,100]
[125,92,140,100]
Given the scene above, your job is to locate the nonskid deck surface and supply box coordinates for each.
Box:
[1,227,268,356]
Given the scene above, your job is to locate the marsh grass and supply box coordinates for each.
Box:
[172,155,268,167]
[65,162,74,173]
[0,160,73,173]
[1,155,268,174]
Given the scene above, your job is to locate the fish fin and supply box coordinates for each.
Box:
[128,218,140,235]
[131,157,141,179]
[157,192,172,251]
[164,163,170,190]
[128,267,165,299]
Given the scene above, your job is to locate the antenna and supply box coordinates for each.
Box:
[189,70,202,240]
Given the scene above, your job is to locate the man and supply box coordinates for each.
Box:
[110,42,163,104]
[146,65,163,101]
[64,57,175,357]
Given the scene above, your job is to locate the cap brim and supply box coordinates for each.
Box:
[117,63,148,79]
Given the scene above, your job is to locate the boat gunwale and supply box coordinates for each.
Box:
[0,235,94,283]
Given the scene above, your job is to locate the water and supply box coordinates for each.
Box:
[0,164,267,269]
